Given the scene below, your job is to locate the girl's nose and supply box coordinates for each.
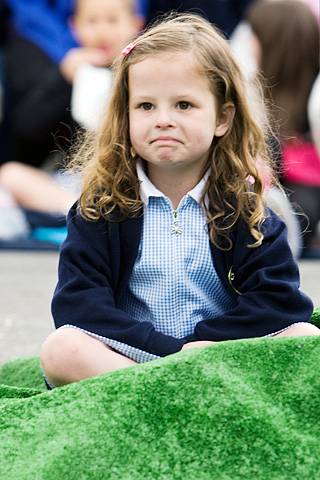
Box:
[155,109,175,129]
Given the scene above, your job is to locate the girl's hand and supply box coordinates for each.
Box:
[182,341,215,351]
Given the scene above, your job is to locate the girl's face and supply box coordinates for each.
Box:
[128,52,231,177]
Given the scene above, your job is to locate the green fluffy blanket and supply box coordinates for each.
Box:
[1,309,320,479]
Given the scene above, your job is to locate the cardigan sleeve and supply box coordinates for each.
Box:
[190,210,314,341]
[51,205,184,357]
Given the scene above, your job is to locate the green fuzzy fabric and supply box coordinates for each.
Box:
[311,307,320,328]
[0,309,319,479]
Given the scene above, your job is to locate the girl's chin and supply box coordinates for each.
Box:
[147,158,189,169]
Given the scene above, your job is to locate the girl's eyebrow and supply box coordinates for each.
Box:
[130,95,155,101]
[130,93,199,101]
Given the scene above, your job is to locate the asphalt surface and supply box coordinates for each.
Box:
[1,252,319,365]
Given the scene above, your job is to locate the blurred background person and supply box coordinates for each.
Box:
[2,0,79,168]
[0,0,142,243]
[71,0,142,130]
[245,0,320,258]
[1,0,143,168]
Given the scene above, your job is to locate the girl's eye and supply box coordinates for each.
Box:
[138,102,153,111]
[177,101,192,110]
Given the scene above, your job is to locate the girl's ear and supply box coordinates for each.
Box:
[214,103,235,137]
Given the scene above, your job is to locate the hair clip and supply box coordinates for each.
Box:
[121,42,135,57]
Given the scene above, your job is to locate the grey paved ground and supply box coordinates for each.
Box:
[1,252,319,365]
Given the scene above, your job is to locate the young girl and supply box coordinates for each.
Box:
[40,13,319,388]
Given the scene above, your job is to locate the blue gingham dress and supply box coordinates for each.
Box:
[64,164,236,362]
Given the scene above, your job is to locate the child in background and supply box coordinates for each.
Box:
[40,14,319,388]
[71,0,143,130]
[3,0,78,167]
[245,0,320,257]
[3,0,143,166]
[0,0,141,241]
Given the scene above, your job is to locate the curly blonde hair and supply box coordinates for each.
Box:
[71,13,276,249]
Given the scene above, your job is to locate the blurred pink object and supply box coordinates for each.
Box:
[283,140,320,185]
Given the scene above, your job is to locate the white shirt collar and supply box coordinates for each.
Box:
[136,160,209,207]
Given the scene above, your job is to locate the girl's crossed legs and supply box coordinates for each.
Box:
[40,322,320,388]
[40,328,137,388]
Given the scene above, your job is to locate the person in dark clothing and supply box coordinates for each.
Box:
[3,35,75,167]
[1,0,76,166]
[1,0,126,167]
[146,0,254,37]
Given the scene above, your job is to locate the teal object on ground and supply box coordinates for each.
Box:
[0,309,319,479]
[31,226,68,245]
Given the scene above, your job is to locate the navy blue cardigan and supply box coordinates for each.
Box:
[52,205,313,357]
